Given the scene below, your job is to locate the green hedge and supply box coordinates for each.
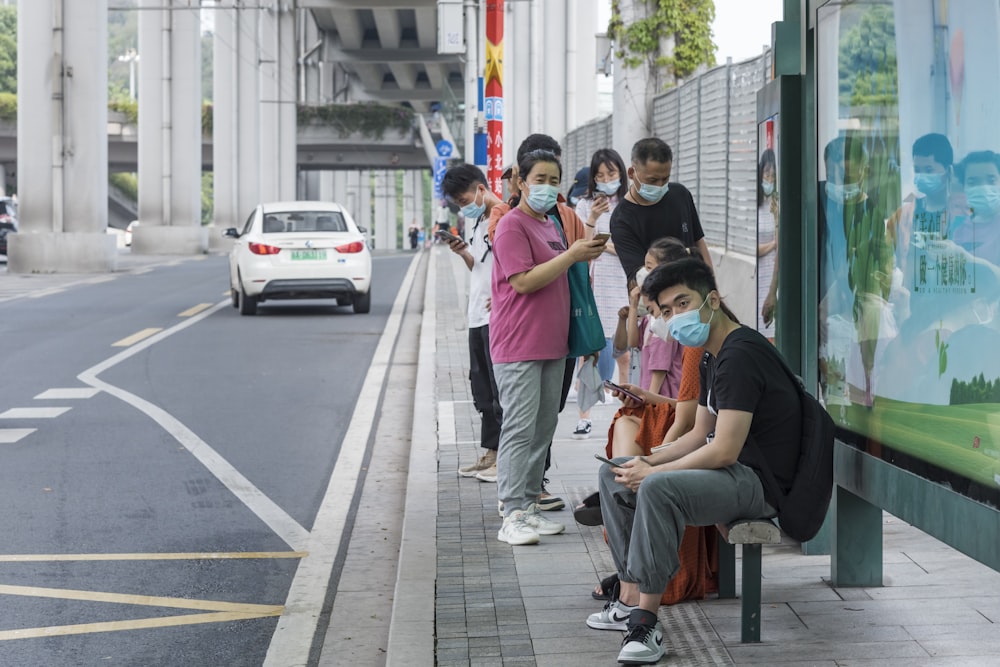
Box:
[109,172,138,202]
[0,92,15,122]
[297,103,415,139]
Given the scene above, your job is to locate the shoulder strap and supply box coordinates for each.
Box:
[549,214,568,247]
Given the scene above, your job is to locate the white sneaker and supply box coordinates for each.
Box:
[497,510,540,545]
[586,599,636,631]
[617,619,664,664]
[572,419,592,439]
[523,503,565,535]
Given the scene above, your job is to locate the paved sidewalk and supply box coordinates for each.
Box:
[420,244,1000,666]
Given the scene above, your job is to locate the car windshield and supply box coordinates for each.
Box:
[261,211,348,234]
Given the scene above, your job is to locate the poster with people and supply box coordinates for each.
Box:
[816,0,1000,499]
[756,116,779,340]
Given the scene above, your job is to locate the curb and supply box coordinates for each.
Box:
[385,248,438,665]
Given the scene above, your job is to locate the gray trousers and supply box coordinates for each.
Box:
[494,359,564,515]
[599,459,773,595]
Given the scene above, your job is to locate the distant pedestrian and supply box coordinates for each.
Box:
[408,221,420,249]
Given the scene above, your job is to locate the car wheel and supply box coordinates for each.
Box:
[231,288,239,308]
[352,290,371,314]
[238,277,258,316]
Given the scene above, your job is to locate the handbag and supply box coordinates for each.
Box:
[550,214,605,358]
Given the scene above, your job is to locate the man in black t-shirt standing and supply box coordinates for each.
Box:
[584,258,800,665]
[610,138,714,282]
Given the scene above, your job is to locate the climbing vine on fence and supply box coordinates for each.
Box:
[297,103,415,140]
[609,0,717,85]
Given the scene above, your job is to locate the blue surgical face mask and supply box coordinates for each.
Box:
[826,181,862,203]
[633,175,670,203]
[595,180,620,196]
[761,180,775,196]
[965,184,1000,220]
[914,172,946,196]
[666,298,715,347]
[460,188,486,221]
[525,184,559,213]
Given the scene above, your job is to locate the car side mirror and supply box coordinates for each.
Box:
[223,227,239,238]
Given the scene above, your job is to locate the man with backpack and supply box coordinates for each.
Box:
[586,257,829,665]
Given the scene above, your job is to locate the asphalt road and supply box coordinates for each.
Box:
[0,252,417,665]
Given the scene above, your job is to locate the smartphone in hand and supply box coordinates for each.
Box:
[435,229,461,243]
[594,453,619,466]
[604,380,642,403]
[592,232,611,243]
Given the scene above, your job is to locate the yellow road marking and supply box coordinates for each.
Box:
[178,303,214,317]
[0,551,307,562]
[112,328,163,347]
[0,610,280,641]
[0,584,283,614]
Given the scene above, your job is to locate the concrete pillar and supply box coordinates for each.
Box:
[612,0,654,158]
[463,0,479,165]
[330,171,346,204]
[12,0,116,273]
[213,2,239,235]
[134,0,206,255]
[387,171,399,250]
[0,163,7,197]
[237,5,260,219]
[358,170,372,234]
[345,171,359,223]
[373,171,389,250]
[299,171,319,200]
[402,171,415,235]
[505,0,530,166]
[541,0,567,142]
[259,4,297,203]
[413,170,425,229]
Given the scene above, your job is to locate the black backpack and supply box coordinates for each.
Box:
[748,345,836,543]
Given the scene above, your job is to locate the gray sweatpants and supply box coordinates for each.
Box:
[493,359,564,516]
[599,459,773,595]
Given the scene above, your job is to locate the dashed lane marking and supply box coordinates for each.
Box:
[0,429,35,444]
[0,407,71,419]
[34,388,101,400]
[112,328,163,347]
[0,551,307,562]
[178,303,213,317]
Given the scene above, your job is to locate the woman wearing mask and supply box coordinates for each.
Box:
[571,149,632,439]
[757,149,779,338]
[490,149,607,545]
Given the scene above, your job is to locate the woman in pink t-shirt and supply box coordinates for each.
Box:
[490,149,607,546]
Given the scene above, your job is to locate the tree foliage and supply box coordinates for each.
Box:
[838,4,898,108]
[0,7,17,94]
[609,0,717,87]
[950,373,1000,405]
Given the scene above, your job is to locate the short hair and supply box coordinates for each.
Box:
[509,149,562,207]
[642,257,716,302]
[442,163,487,201]
[588,148,628,199]
[631,138,673,165]
[823,135,868,170]
[956,150,1000,184]
[517,134,562,162]
[912,133,953,168]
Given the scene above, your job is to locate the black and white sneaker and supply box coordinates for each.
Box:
[586,599,635,631]
[572,419,592,439]
[617,609,664,665]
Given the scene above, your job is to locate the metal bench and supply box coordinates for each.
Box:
[716,518,781,642]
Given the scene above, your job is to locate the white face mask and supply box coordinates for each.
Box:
[649,315,670,341]
[635,266,650,287]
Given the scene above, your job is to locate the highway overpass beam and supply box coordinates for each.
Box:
[11,0,116,273]
[134,0,207,255]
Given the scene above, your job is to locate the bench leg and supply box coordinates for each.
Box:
[740,544,762,643]
[717,533,736,599]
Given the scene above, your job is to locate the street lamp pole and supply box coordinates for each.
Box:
[117,48,139,100]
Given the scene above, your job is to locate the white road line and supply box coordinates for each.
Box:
[78,301,310,551]
[0,407,72,419]
[35,388,101,400]
[263,252,422,667]
[0,429,36,444]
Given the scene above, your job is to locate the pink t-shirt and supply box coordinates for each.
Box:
[638,316,683,396]
[490,208,570,363]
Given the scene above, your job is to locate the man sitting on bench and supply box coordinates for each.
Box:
[587,257,802,665]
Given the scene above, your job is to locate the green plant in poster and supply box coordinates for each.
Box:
[935,323,949,378]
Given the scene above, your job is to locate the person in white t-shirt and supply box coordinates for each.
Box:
[442,164,511,482]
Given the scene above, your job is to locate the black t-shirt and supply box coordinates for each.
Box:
[699,326,802,501]
[609,183,704,282]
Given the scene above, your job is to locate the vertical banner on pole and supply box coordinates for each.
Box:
[485,1,504,196]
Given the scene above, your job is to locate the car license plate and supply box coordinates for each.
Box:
[291,249,327,260]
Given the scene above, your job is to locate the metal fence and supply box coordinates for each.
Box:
[562,51,772,256]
